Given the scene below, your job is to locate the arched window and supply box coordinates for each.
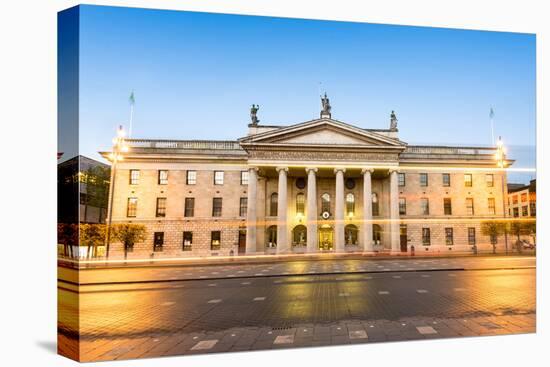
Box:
[345,224,358,245]
[372,192,379,216]
[296,193,305,216]
[292,225,307,246]
[267,225,277,248]
[270,193,278,216]
[346,193,355,216]
[373,224,382,244]
[321,193,331,213]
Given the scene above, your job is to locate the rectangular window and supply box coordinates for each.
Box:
[521,193,528,203]
[464,173,473,187]
[398,173,406,187]
[444,198,452,215]
[512,195,518,205]
[530,203,536,216]
[486,174,494,187]
[214,171,224,185]
[488,198,496,215]
[466,198,474,215]
[420,173,428,187]
[442,173,451,187]
[296,194,305,216]
[153,232,164,252]
[211,231,221,250]
[183,231,192,251]
[445,227,454,246]
[184,198,195,217]
[127,197,137,217]
[186,170,197,185]
[513,207,519,217]
[420,198,429,215]
[522,205,528,217]
[158,170,168,185]
[468,227,476,246]
[212,197,222,217]
[241,171,249,185]
[240,197,248,217]
[422,228,431,246]
[129,169,140,185]
[156,197,167,217]
[399,197,406,215]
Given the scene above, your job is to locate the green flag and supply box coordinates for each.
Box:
[129,91,135,105]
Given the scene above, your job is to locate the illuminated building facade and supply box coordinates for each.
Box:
[102,100,512,258]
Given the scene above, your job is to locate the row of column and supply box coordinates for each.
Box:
[246,167,401,254]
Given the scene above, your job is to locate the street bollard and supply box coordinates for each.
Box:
[410,245,415,256]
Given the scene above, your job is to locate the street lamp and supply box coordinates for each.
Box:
[105,125,129,258]
[495,136,508,254]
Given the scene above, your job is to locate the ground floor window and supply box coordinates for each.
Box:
[422,228,431,246]
[267,225,277,248]
[468,227,476,246]
[153,232,164,252]
[211,231,221,250]
[445,227,454,246]
[292,225,307,246]
[345,224,358,245]
[373,224,382,245]
[490,233,497,245]
[183,231,192,251]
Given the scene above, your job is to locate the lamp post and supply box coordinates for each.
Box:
[105,125,129,259]
[495,136,508,255]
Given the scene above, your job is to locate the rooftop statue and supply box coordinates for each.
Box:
[250,104,260,125]
[320,93,331,118]
[390,110,398,130]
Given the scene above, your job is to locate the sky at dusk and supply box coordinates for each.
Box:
[60,5,536,183]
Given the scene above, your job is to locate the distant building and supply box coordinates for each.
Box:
[507,179,536,218]
[100,97,515,258]
[58,155,110,224]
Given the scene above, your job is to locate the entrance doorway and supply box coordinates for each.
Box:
[318,226,334,251]
[238,229,246,254]
[400,225,408,252]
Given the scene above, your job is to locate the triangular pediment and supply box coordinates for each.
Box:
[240,118,405,147]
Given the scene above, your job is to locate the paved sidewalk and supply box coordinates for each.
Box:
[63,313,535,362]
[59,256,535,286]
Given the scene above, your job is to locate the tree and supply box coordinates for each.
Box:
[57,223,78,257]
[80,224,106,258]
[112,224,147,258]
[481,220,507,254]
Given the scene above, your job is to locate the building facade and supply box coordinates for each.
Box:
[102,102,512,258]
[508,179,536,218]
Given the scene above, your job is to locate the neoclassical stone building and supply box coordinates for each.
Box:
[102,98,512,258]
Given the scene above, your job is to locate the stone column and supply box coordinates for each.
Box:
[245,167,258,254]
[389,169,401,254]
[276,167,289,254]
[334,168,346,253]
[362,168,374,252]
[306,167,318,253]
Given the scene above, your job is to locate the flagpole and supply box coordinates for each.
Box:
[490,107,495,146]
[129,103,134,138]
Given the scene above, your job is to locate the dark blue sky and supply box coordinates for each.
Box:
[68,5,536,182]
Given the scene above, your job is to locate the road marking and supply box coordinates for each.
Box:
[254,273,263,276]
[448,274,457,277]
[378,291,390,295]
[253,297,266,301]
[454,288,466,292]
[417,289,429,294]
[274,280,282,284]
[273,335,294,344]
[339,292,350,297]
[191,340,218,350]
[208,283,217,287]
[226,274,235,277]
[349,330,368,339]
[160,302,175,306]
[207,299,222,304]
[392,275,402,279]
[421,274,430,278]
[364,276,373,280]
[241,282,251,285]
[416,326,437,335]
